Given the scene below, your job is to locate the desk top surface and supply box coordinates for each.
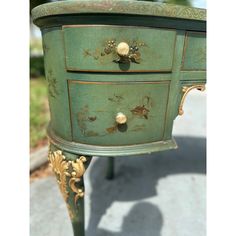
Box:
[32,0,206,22]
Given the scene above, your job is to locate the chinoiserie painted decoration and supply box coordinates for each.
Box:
[32,0,206,235]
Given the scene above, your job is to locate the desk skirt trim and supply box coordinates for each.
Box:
[47,126,178,157]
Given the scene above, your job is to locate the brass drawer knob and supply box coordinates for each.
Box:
[116,42,130,56]
[116,112,127,124]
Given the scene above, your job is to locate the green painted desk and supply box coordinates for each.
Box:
[32,0,206,235]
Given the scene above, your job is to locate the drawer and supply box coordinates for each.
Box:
[181,32,206,71]
[68,80,170,145]
[63,25,176,72]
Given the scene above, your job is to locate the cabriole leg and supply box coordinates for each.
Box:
[106,157,115,180]
[48,144,92,236]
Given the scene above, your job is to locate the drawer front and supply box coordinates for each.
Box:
[63,25,176,72]
[68,81,170,145]
[182,32,206,71]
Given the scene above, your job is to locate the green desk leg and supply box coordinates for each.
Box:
[106,157,115,180]
[48,144,93,236]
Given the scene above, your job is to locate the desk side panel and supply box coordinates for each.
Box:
[42,27,72,140]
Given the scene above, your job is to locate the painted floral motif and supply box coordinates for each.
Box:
[46,69,59,98]
[84,39,147,64]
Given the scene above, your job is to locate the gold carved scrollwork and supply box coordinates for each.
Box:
[69,156,87,204]
[48,150,70,201]
[179,84,206,116]
[48,150,87,219]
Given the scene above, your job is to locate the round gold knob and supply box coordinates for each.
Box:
[116,112,127,124]
[116,42,130,56]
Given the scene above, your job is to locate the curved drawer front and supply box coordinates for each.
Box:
[63,25,176,72]
[68,80,170,145]
[182,31,206,71]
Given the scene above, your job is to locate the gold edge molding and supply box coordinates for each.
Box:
[178,84,206,116]
[48,150,87,219]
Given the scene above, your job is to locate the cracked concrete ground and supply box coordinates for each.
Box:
[30,91,206,236]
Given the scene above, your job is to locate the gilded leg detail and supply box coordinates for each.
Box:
[68,156,87,203]
[48,145,92,236]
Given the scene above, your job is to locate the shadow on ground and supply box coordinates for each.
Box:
[86,136,206,236]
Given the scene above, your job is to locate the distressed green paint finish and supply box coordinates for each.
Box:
[32,1,206,156]
[35,24,206,155]
[33,1,206,236]
[35,23,206,155]
[68,72,172,82]
[162,30,186,139]
[181,32,206,71]
[63,26,176,72]
[34,14,206,32]
[42,28,72,141]
[31,0,206,22]
[48,126,178,157]
[180,71,206,81]
[69,81,170,145]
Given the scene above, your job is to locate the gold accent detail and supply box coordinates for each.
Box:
[69,156,87,205]
[83,38,145,65]
[116,112,127,124]
[117,42,130,56]
[179,84,206,116]
[48,150,70,201]
[48,150,87,218]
